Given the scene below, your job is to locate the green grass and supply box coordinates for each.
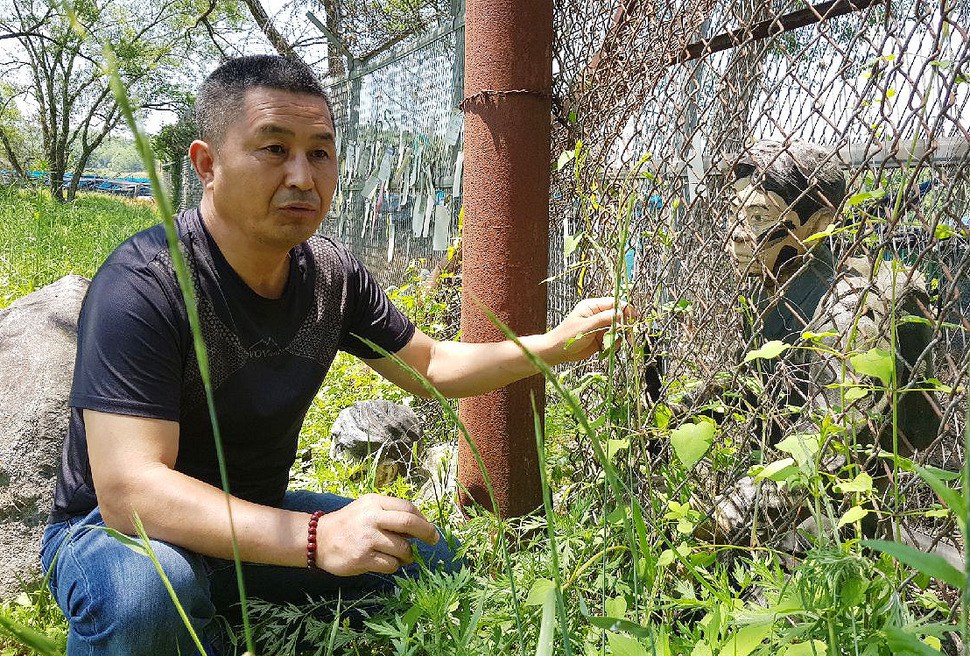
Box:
[1,184,965,656]
[0,185,158,307]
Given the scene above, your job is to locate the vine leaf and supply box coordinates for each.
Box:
[743,340,790,363]
[849,348,894,386]
[670,421,714,468]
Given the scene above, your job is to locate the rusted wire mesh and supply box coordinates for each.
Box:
[552,0,969,552]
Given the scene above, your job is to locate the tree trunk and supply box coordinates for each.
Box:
[241,0,300,60]
[0,128,27,180]
[49,159,65,202]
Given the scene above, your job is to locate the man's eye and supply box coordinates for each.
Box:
[312,149,331,160]
[265,145,286,155]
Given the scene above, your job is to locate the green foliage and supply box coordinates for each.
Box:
[2,146,965,656]
[0,586,67,656]
[0,186,157,307]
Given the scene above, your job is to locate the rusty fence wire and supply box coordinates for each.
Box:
[552,0,969,551]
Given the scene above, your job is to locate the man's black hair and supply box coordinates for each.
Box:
[196,55,334,145]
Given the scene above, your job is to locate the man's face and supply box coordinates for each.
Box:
[205,87,339,250]
[727,177,804,279]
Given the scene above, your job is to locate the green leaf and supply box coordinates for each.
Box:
[805,223,836,243]
[743,340,790,363]
[836,472,874,494]
[934,223,956,239]
[589,617,653,639]
[691,640,714,656]
[722,623,773,656]
[606,439,629,461]
[863,540,966,588]
[605,596,628,620]
[535,580,557,656]
[912,465,966,538]
[802,330,839,341]
[838,505,869,527]
[564,233,582,257]
[782,641,828,656]
[844,386,870,402]
[850,348,894,386]
[925,378,953,393]
[754,457,797,482]
[670,421,715,468]
[556,149,576,171]
[846,187,887,207]
[607,631,650,656]
[776,434,820,467]
[525,578,556,606]
[657,549,676,568]
[883,627,944,655]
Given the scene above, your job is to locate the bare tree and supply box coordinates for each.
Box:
[241,0,447,76]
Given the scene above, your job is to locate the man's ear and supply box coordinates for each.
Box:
[188,140,216,191]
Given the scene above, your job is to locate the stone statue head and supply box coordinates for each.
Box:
[727,140,846,279]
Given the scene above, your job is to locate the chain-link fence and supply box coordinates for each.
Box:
[176,0,968,555]
[318,3,466,287]
[552,0,968,553]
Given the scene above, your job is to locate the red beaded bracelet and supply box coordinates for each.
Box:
[306,510,325,569]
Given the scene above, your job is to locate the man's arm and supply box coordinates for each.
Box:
[86,410,438,574]
[365,297,634,398]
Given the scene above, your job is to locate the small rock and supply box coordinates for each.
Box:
[415,443,458,505]
[330,400,422,487]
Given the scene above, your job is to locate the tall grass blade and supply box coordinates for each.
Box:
[0,613,63,656]
[533,393,573,656]
[862,539,965,588]
[963,356,970,656]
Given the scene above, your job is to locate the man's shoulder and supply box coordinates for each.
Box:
[303,233,360,274]
[88,211,200,305]
[99,211,199,273]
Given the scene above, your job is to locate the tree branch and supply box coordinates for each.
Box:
[240,0,301,61]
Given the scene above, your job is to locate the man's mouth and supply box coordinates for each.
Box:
[279,202,319,212]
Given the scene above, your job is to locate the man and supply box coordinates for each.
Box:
[41,55,631,655]
[703,139,940,540]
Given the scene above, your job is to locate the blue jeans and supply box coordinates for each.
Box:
[40,491,461,656]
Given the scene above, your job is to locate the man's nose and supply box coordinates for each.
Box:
[285,154,314,190]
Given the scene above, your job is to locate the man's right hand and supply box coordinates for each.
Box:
[314,493,439,576]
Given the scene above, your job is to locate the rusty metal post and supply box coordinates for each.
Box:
[457,0,552,517]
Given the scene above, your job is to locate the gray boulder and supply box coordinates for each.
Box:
[0,275,88,598]
[330,400,422,487]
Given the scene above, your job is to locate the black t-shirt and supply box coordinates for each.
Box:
[49,208,415,522]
